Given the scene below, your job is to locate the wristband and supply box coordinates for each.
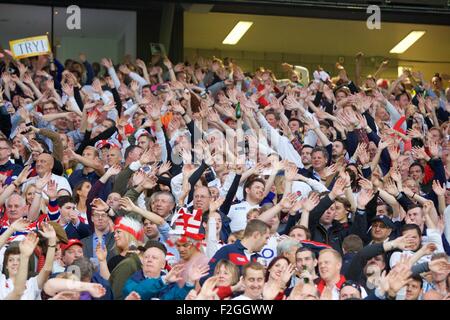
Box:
[48,244,57,248]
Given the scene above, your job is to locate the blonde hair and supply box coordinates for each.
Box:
[214,260,240,285]
[23,183,36,205]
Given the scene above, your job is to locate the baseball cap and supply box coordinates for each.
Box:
[60,239,83,252]
[371,215,395,229]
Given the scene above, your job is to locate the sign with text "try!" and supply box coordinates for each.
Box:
[9,35,51,59]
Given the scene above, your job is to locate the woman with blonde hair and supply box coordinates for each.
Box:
[107,216,144,272]
[212,259,243,300]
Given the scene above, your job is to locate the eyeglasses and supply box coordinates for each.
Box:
[341,280,361,293]
[372,222,388,229]
[93,213,108,218]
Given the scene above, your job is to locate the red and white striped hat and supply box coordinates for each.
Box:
[114,216,144,242]
[168,207,204,243]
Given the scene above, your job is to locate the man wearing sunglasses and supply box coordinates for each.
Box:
[340,280,363,300]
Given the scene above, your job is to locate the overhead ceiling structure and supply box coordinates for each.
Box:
[184,11,450,63]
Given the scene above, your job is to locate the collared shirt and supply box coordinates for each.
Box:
[316,275,347,300]
[91,233,108,264]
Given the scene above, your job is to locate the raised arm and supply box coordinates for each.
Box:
[118,197,165,225]
[5,233,38,300]
[36,223,57,289]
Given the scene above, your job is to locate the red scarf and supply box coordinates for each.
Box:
[34,247,46,273]
[316,275,347,294]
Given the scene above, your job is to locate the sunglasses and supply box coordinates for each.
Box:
[341,280,361,293]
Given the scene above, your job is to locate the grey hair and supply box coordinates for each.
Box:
[5,193,26,208]
[277,238,302,257]
[150,191,176,204]
[71,257,95,281]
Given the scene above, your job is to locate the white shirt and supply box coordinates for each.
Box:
[0,274,41,300]
[228,201,260,233]
[22,173,73,198]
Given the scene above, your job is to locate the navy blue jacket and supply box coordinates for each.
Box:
[0,160,23,185]
[65,222,92,240]
[202,240,261,284]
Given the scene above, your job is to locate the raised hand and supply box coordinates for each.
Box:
[428,140,439,159]
[422,200,437,220]
[302,192,320,212]
[429,258,450,274]
[43,179,58,200]
[38,222,57,241]
[19,233,39,257]
[280,264,296,285]
[86,283,106,298]
[357,188,374,209]
[91,198,109,212]
[101,58,113,69]
[279,193,297,212]
[391,235,414,251]
[196,276,219,300]
[87,111,99,125]
[15,165,32,186]
[383,177,399,196]
[95,242,107,262]
[35,172,52,191]
[356,143,370,165]
[119,197,136,212]
[358,175,373,190]
[62,82,74,97]
[284,165,298,182]
[387,144,401,162]
[421,242,437,256]
[142,173,158,190]
[140,148,154,165]
[330,177,346,198]
[432,180,446,196]
[157,161,172,175]
[210,197,225,213]
[411,146,430,162]
[10,218,31,233]
[188,263,210,283]
[322,164,338,179]
[165,264,185,283]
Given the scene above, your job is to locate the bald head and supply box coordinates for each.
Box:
[36,153,54,176]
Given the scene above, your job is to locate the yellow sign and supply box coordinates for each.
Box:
[9,35,51,59]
